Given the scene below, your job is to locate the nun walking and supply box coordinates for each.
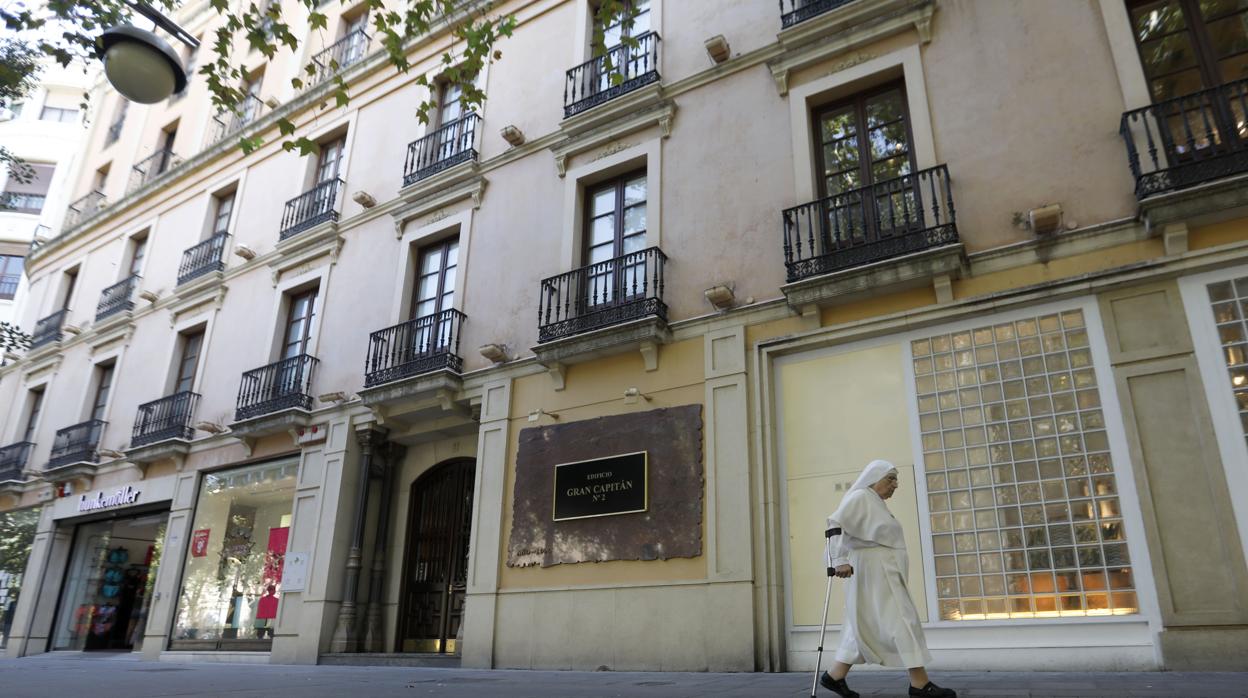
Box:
[818,460,956,698]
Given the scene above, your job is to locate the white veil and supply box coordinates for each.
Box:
[847,459,898,494]
[823,460,900,569]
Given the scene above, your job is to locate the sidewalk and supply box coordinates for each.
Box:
[0,655,1245,697]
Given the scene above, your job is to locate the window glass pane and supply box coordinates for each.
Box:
[623,176,646,206]
[1132,1,1187,41]
[820,106,856,142]
[1201,0,1248,19]
[823,140,860,176]
[591,187,615,217]
[171,460,297,649]
[1138,33,1200,78]
[1205,13,1248,58]
[918,310,1136,620]
[623,203,646,235]
[865,90,905,128]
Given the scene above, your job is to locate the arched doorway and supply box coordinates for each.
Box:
[396,458,475,653]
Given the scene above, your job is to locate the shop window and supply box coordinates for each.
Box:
[1127,0,1248,102]
[170,459,297,651]
[0,254,23,300]
[912,309,1138,621]
[0,506,40,650]
[1205,276,1248,444]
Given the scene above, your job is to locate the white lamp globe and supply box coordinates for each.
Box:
[97,26,187,104]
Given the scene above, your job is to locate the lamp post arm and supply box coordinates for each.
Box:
[124,0,200,49]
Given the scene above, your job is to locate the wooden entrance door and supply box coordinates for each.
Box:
[396,459,475,653]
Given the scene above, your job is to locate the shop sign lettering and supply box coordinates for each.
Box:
[77,485,141,513]
[553,452,647,521]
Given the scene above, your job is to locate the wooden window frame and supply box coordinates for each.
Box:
[581,168,648,265]
[23,389,43,443]
[811,79,918,201]
[174,330,205,394]
[212,191,235,236]
[282,288,318,359]
[1125,0,1248,101]
[409,237,458,321]
[90,363,115,422]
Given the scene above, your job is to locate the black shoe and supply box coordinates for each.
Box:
[909,681,957,698]
[819,671,859,698]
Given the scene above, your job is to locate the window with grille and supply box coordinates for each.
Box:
[911,309,1138,621]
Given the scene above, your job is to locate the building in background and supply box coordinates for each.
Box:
[0,58,95,328]
[0,0,1247,673]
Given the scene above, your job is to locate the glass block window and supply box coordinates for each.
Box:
[1206,277,1248,444]
[912,309,1138,620]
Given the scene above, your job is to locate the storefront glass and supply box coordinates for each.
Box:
[912,309,1138,620]
[0,506,41,649]
[1205,277,1248,442]
[51,512,167,650]
[170,459,297,650]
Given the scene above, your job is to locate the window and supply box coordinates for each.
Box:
[315,137,344,184]
[90,363,115,422]
[282,288,318,359]
[22,388,44,443]
[60,267,78,310]
[212,191,235,235]
[174,330,204,394]
[1,163,55,214]
[93,164,110,193]
[411,238,458,321]
[0,255,22,300]
[912,309,1137,621]
[127,234,148,277]
[106,99,128,144]
[1205,276,1248,445]
[342,10,369,65]
[815,83,915,197]
[157,122,179,174]
[596,0,651,51]
[241,70,264,122]
[39,105,78,123]
[1127,0,1248,102]
[436,82,464,127]
[584,170,647,305]
[0,506,41,650]
[170,43,198,102]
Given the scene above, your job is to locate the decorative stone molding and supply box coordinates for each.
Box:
[550,96,676,177]
[268,223,346,287]
[168,282,229,327]
[397,159,481,208]
[1139,172,1248,230]
[768,0,936,95]
[780,242,967,311]
[229,409,312,456]
[391,175,487,238]
[21,352,62,384]
[125,439,191,468]
[359,369,466,426]
[88,320,136,356]
[531,315,672,390]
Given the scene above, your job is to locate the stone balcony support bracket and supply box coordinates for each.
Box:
[781,242,967,315]
[531,315,672,391]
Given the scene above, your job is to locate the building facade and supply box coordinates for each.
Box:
[0,0,1246,672]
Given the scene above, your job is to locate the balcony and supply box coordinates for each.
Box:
[129,148,183,193]
[235,354,319,422]
[48,419,106,469]
[782,164,959,284]
[178,232,230,286]
[539,247,667,343]
[0,442,33,482]
[779,0,856,28]
[308,29,370,87]
[132,391,200,448]
[30,309,67,349]
[96,274,140,322]
[64,190,106,229]
[280,178,343,240]
[564,32,660,119]
[403,112,480,187]
[1120,78,1248,200]
[365,309,465,388]
[211,95,265,144]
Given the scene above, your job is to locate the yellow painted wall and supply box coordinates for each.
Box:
[954,239,1164,300]
[779,342,928,626]
[1190,218,1248,250]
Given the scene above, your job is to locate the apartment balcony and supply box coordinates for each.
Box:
[128,148,182,193]
[564,32,660,119]
[211,95,264,144]
[131,391,199,451]
[364,309,466,388]
[1120,77,1248,207]
[64,190,106,230]
[30,309,67,350]
[280,178,343,240]
[48,419,106,470]
[308,29,370,87]
[96,274,140,322]
[402,112,480,187]
[234,354,319,423]
[178,231,230,286]
[779,0,856,28]
[780,164,963,311]
[0,442,33,483]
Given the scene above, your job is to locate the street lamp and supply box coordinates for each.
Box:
[95,2,200,104]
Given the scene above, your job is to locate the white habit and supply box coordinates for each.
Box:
[823,459,932,668]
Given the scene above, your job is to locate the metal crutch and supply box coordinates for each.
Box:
[810,526,842,698]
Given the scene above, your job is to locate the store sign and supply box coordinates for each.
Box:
[553,451,647,521]
[77,485,141,513]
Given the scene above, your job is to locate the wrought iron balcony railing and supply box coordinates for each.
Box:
[402,112,480,187]
[48,419,106,469]
[0,442,33,481]
[538,246,667,343]
[564,32,660,118]
[30,309,67,349]
[65,190,106,229]
[211,95,265,144]
[280,177,343,240]
[129,148,183,193]
[178,231,230,286]
[235,354,319,421]
[365,309,466,388]
[782,164,958,284]
[308,29,370,87]
[96,274,140,321]
[779,0,857,28]
[1120,77,1248,199]
[132,391,200,448]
